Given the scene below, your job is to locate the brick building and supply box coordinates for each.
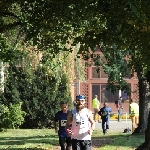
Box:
[71,51,139,113]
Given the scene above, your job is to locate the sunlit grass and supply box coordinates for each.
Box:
[0,129,145,150]
[97,131,144,150]
[0,129,58,150]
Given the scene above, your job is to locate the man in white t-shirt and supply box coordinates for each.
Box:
[66,95,95,150]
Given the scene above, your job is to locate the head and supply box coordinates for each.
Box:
[73,100,76,107]
[130,99,135,103]
[76,95,86,110]
[119,96,122,100]
[60,101,68,112]
[95,95,98,99]
[103,102,107,107]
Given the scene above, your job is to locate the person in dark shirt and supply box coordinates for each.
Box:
[117,97,123,122]
[54,101,71,150]
[98,103,112,135]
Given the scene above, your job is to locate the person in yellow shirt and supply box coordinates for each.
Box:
[129,99,139,132]
[92,95,100,122]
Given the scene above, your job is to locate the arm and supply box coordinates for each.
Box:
[88,110,95,135]
[129,104,131,115]
[98,108,102,116]
[109,107,112,114]
[54,113,58,133]
[98,100,100,106]
[117,100,120,109]
[66,111,72,129]
[54,121,58,133]
[65,111,73,135]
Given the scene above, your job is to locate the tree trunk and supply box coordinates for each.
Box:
[135,74,150,149]
[134,78,150,133]
[136,111,150,150]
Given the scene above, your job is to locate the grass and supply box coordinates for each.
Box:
[0,129,145,150]
[0,129,57,150]
[93,130,145,150]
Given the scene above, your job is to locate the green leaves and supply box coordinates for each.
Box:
[1,0,150,95]
[0,102,26,130]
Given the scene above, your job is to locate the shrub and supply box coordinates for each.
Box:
[0,102,26,130]
[110,113,131,119]
[0,65,72,129]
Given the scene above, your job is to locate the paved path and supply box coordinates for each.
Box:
[95,120,132,132]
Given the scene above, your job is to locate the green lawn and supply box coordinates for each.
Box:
[93,130,144,150]
[0,129,145,150]
[0,129,57,150]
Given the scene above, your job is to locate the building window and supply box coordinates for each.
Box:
[101,85,119,103]
[92,67,100,78]
[92,84,100,100]
[101,69,108,78]
[91,55,108,79]
[92,67,108,78]
[92,68,100,78]
[91,55,131,79]
[121,90,130,102]
[92,84,130,103]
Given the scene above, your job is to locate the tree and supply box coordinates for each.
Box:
[1,1,150,148]
[1,64,21,105]
[79,1,150,149]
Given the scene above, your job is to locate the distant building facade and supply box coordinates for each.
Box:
[72,51,139,113]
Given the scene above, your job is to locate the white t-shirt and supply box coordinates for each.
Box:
[71,108,91,140]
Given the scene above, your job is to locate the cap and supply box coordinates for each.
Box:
[76,95,85,100]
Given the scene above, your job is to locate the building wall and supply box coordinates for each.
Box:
[78,58,139,113]
[80,81,138,113]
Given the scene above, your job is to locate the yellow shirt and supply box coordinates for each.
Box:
[92,98,100,109]
[130,102,139,116]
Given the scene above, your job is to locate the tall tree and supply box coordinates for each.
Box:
[1,1,150,148]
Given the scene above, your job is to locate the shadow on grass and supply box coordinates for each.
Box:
[0,134,59,147]
[0,130,145,150]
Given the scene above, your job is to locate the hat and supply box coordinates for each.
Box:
[76,95,85,100]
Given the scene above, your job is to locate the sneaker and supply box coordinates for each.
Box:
[103,131,107,135]
[106,125,109,129]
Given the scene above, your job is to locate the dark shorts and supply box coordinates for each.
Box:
[72,139,92,150]
[59,137,72,150]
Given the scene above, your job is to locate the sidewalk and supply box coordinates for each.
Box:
[95,120,132,132]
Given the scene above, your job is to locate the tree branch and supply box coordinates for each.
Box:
[0,21,22,33]
[2,12,20,20]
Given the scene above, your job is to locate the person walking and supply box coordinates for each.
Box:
[117,96,123,122]
[98,103,112,135]
[54,101,72,150]
[66,95,95,150]
[129,99,139,132]
[92,95,100,122]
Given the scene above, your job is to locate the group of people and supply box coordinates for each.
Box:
[54,95,95,150]
[92,95,112,135]
[116,96,139,132]
[54,94,139,150]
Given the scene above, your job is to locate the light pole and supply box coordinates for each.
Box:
[119,73,122,97]
[77,70,80,95]
[76,43,81,95]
